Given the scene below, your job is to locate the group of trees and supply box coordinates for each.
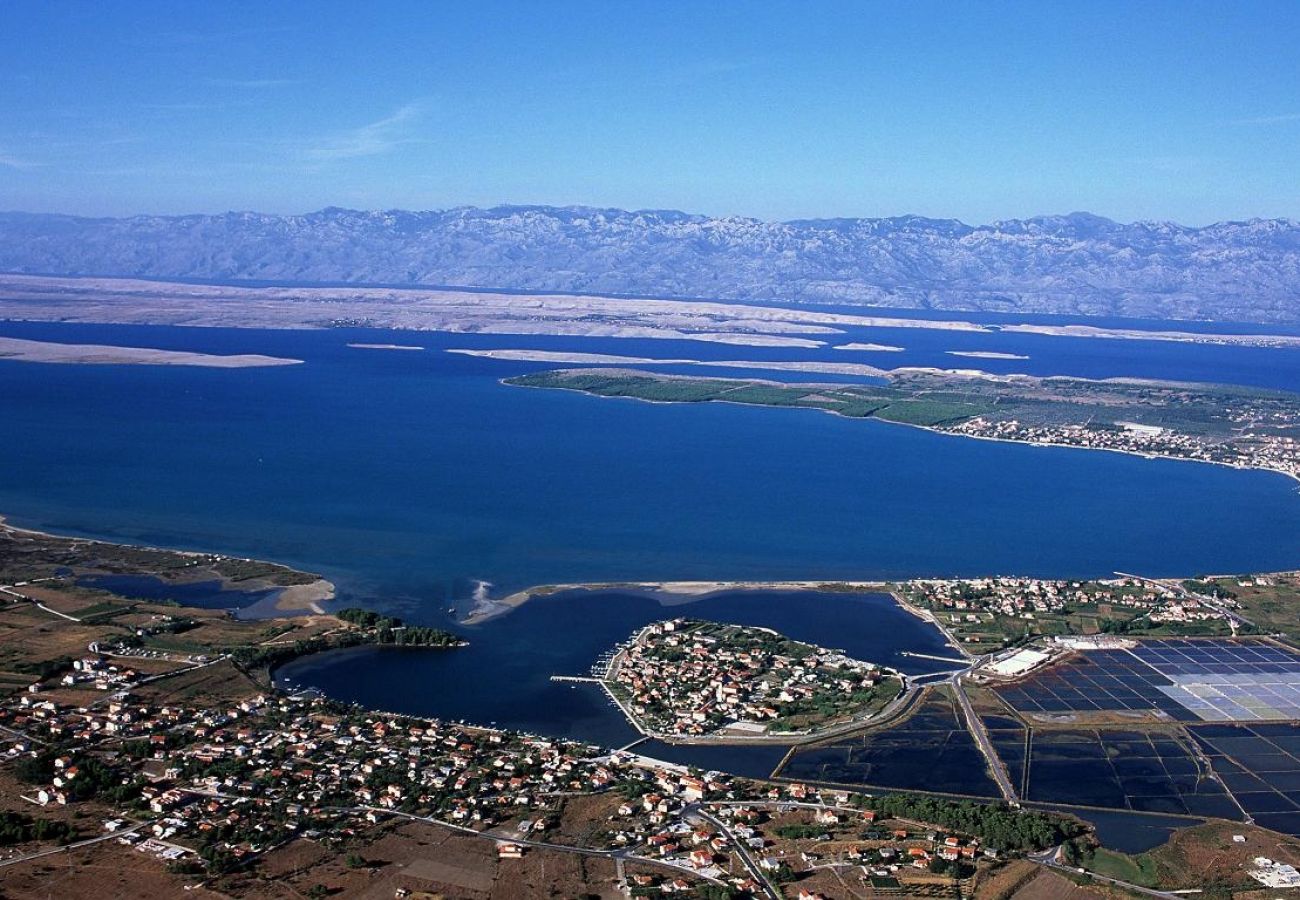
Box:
[15,751,141,804]
[0,810,74,846]
[856,794,1084,851]
[334,607,462,647]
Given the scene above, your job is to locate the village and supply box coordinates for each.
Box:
[899,574,1238,652]
[945,415,1300,482]
[604,619,902,740]
[0,664,1052,899]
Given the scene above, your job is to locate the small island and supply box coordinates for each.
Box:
[603,618,902,740]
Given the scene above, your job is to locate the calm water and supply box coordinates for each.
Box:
[277,588,962,750]
[77,574,277,610]
[6,315,1300,846]
[3,318,1300,615]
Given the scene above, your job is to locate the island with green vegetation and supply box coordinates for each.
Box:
[506,367,1300,481]
[603,617,902,740]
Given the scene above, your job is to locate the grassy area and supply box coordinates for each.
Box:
[509,370,997,427]
[1198,572,1300,640]
[1081,847,1162,887]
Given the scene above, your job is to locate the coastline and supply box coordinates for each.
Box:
[504,376,1300,488]
[0,513,337,615]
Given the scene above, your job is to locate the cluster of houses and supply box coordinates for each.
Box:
[904,575,1227,644]
[55,655,139,691]
[1,681,758,886]
[0,647,1007,895]
[609,619,889,737]
[946,415,1300,481]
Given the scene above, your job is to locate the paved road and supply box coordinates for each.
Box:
[1029,846,1191,899]
[688,804,780,900]
[0,819,153,869]
[951,675,1020,805]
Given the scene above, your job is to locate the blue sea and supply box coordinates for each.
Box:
[11,309,1290,847]
[4,315,1300,615]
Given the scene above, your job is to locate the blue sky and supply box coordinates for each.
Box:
[2,1,1298,224]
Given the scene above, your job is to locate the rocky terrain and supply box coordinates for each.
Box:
[2,206,1299,323]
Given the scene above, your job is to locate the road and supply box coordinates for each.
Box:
[338,806,729,887]
[0,819,154,869]
[1030,846,1191,899]
[688,804,781,900]
[1115,570,1255,632]
[951,674,1020,805]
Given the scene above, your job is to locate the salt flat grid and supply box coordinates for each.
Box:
[994,651,1192,720]
[995,639,1300,724]
[1025,728,1241,818]
[1192,723,1300,836]
[1134,640,1300,723]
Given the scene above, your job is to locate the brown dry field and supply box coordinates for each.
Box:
[211,819,636,899]
[128,658,262,706]
[553,791,623,846]
[1143,819,1300,892]
[969,859,1041,899]
[0,768,99,831]
[1004,868,1117,900]
[0,837,227,900]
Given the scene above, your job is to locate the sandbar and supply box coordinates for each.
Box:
[835,342,905,352]
[947,350,1030,360]
[0,335,302,367]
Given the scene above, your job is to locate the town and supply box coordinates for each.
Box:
[945,415,1300,483]
[0,670,1077,899]
[604,619,902,740]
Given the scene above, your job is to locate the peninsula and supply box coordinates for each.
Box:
[505,368,1300,482]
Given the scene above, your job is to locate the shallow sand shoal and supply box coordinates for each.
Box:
[274,578,336,614]
[0,336,302,367]
[462,578,889,625]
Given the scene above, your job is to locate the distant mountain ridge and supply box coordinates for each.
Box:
[1,205,1298,323]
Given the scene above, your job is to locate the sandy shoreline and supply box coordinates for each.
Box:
[461,578,891,625]
[348,342,425,351]
[273,579,336,614]
[946,350,1030,360]
[0,514,337,619]
[834,342,905,352]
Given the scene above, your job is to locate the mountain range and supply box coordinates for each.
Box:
[1,206,1298,324]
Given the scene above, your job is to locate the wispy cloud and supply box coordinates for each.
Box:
[206,77,299,89]
[0,150,41,171]
[305,101,431,164]
[1234,112,1300,126]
